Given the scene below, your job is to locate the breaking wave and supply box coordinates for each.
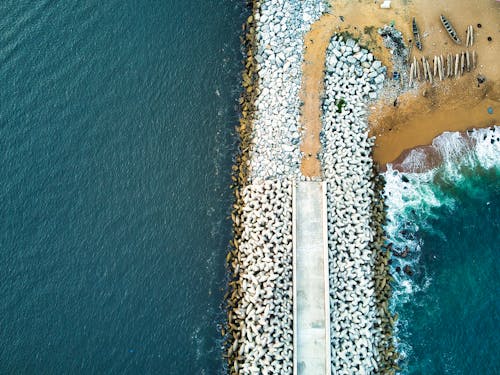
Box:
[382,126,500,373]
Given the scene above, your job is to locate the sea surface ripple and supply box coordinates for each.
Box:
[0,1,245,373]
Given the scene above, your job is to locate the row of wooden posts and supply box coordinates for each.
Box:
[465,24,474,48]
[408,50,477,86]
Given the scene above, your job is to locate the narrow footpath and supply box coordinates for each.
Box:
[300,13,338,178]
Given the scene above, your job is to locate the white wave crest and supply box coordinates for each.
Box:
[468,126,500,170]
[383,125,499,373]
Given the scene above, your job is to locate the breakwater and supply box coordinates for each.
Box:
[226,1,397,374]
[226,1,324,373]
[247,0,325,181]
[228,180,294,373]
[321,35,397,374]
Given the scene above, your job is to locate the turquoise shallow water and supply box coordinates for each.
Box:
[384,128,500,374]
[0,1,245,373]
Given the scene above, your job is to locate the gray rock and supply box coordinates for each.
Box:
[374,73,385,84]
[347,56,357,65]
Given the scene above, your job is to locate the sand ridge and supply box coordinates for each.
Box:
[300,12,339,178]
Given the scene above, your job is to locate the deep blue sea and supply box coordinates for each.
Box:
[0,1,246,373]
[384,128,500,374]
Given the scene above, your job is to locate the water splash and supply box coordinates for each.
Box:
[383,126,500,374]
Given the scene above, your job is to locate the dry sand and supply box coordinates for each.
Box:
[300,1,401,177]
[370,0,499,165]
[300,13,340,177]
[299,0,499,173]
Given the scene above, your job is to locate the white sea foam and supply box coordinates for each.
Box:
[468,126,500,170]
[383,125,499,373]
[432,131,470,161]
[430,126,500,177]
[400,148,428,172]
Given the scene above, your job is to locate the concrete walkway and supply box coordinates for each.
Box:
[293,181,331,375]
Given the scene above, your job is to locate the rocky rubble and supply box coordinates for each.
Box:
[227,1,325,374]
[227,180,294,375]
[321,35,397,374]
[228,3,398,374]
[249,0,325,182]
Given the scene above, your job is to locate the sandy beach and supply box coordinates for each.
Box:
[370,0,499,165]
[299,0,499,169]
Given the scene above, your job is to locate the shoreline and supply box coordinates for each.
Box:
[381,125,500,372]
[367,0,499,166]
[225,0,498,373]
[370,78,499,166]
[385,125,500,173]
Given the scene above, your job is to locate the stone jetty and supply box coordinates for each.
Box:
[226,1,325,374]
[226,1,397,374]
[228,180,294,373]
[321,36,397,374]
[248,0,325,181]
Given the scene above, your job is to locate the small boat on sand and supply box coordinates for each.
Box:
[440,14,461,44]
[412,18,423,50]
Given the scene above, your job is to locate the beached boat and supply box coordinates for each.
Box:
[440,14,461,44]
[412,18,423,50]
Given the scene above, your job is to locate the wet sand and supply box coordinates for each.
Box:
[300,0,499,171]
[370,0,500,165]
[371,77,499,165]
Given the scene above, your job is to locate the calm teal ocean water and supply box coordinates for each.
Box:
[384,128,500,374]
[0,1,246,373]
